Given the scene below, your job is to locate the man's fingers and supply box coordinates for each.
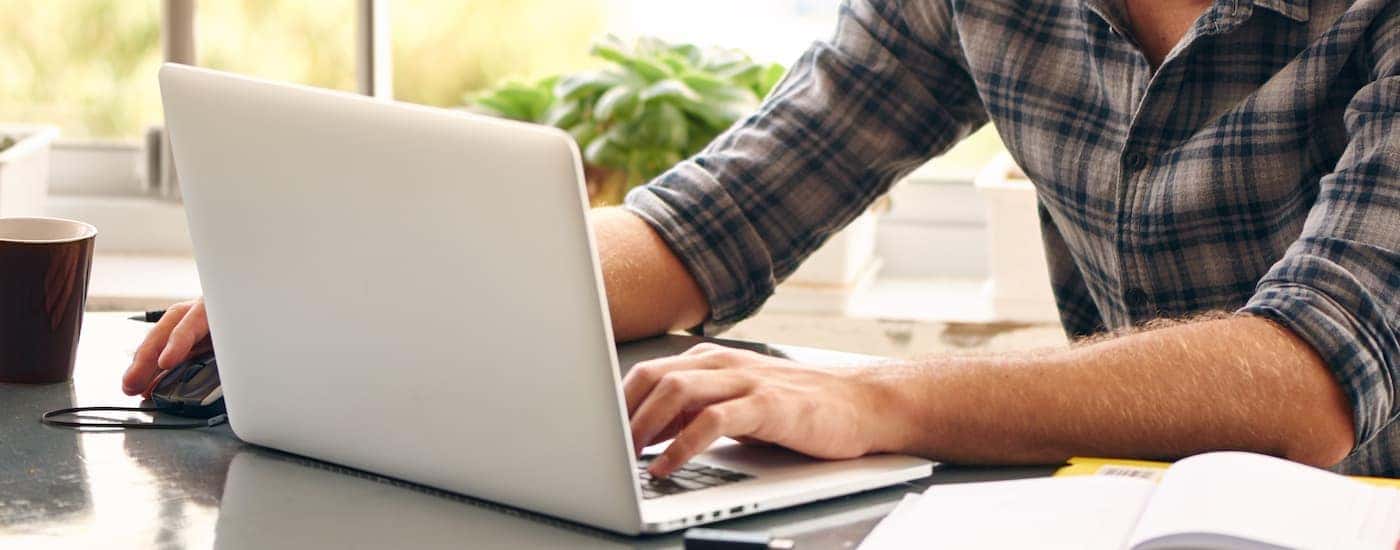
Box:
[681,342,726,356]
[648,415,691,451]
[648,399,763,478]
[629,371,751,453]
[623,352,728,414]
[157,300,209,369]
[122,302,193,395]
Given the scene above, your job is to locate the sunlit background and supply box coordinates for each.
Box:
[1,0,822,138]
[0,0,1000,161]
[2,1,1052,361]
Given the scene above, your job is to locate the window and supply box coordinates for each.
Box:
[1,1,163,141]
[392,0,606,108]
[198,1,359,95]
[6,0,1011,311]
[610,0,838,64]
[1,1,359,141]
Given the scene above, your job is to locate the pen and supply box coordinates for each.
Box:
[128,310,166,323]
[683,528,795,550]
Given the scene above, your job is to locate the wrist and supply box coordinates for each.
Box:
[847,363,928,455]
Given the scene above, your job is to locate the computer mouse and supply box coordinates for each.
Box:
[146,353,226,419]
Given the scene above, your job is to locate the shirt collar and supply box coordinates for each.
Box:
[1082,0,1309,41]
[1250,0,1310,22]
[1203,0,1310,36]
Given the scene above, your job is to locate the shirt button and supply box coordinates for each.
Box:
[1124,287,1149,309]
[1124,151,1149,172]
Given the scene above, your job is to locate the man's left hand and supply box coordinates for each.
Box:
[623,343,897,477]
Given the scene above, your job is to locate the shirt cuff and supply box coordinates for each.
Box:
[1240,278,1394,455]
[623,163,777,335]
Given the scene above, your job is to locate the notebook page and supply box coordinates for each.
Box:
[858,476,1156,550]
[858,493,922,549]
[1129,452,1400,550]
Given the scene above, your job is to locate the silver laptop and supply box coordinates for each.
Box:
[158,63,932,535]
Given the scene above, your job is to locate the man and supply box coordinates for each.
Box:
[123,0,1397,477]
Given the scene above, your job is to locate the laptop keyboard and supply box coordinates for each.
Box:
[636,456,753,500]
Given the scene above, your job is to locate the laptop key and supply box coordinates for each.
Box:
[669,477,708,491]
[652,482,683,495]
[637,461,750,499]
[693,474,726,485]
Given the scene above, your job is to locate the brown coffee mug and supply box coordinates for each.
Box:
[0,217,97,384]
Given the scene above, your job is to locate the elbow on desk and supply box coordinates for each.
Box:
[1279,405,1355,470]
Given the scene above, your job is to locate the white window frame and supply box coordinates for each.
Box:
[49,0,988,279]
[48,0,392,255]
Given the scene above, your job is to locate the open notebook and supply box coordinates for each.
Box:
[860,452,1400,550]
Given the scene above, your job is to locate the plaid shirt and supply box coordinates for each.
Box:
[624,0,1400,475]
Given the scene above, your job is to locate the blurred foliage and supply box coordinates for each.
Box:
[0,0,606,139]
[471,36,787,202]
[0,0,163,138]
[0,0,1006,184]
[391,0,603,108]
[0,135,15,153]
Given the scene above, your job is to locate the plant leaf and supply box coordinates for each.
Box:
[755,63,788,97]
[592,41,671,82]
[542,101,584,129]
[567,122,600,149]
[468,79,555,122]
[594,85,640,121]
[639,79,701,103]
[678,72,727,94]
[555,70,623,101]
[701,48,749,73]
[674,85,757,130]
[584,132,628,168]
[618,102,688,150]
[670,43,703,66]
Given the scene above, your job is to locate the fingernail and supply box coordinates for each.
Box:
[648,455,671,477]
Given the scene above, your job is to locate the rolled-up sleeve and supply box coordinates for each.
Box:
[624,0,988,333]
[1240,2,1400,455]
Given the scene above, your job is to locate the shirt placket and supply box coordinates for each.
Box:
[1108,1,1254,325]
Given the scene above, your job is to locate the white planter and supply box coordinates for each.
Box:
[0,125,59,217]
[974,153,1059,323]
[786,208,881,285]
[767,208,884,314]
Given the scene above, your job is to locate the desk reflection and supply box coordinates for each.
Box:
[215,449,647,549]
[3,315,932,548]
[1,382,90,530]
[214,447,911,549]
[123,426,232,548]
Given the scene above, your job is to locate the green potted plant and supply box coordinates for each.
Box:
[469,36,786,205]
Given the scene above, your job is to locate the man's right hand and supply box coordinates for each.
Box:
[121,298,213,396]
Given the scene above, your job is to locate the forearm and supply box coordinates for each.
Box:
[590,207,708,342]
[865,316,1356,468]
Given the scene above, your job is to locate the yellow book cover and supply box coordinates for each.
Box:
[1056,456,1400,488]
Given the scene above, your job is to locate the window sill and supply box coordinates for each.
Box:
[47,194,193,255]
[87,253,200,311]
[731,278,1067,358]
[767,275,1059,324]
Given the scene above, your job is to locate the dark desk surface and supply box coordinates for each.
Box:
[1,313,1055,548]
